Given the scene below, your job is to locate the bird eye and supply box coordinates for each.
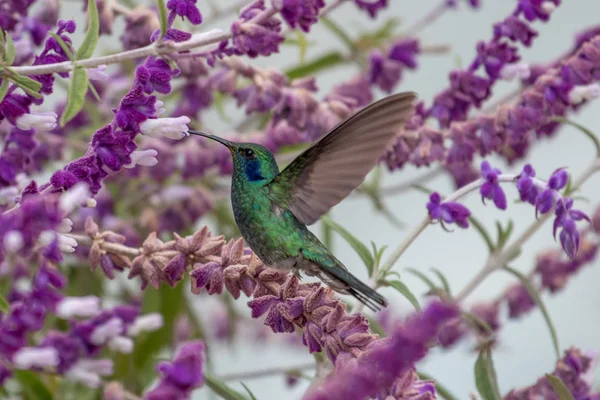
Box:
[240,148,255,159]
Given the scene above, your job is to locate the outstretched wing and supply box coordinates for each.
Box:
[267,91,417,225]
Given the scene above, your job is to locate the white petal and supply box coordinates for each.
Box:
[56,296,101,319]
[13,347,59,369]
[60,182,91,214]
[3,230,24,253]
[16,112,58,132]
[569,84,600,104]
[91,317,123,345]
[88,65,108,81]
[500,63,530,80]
[58,218,74,234]
[127,313,164,336]
[140,117,190,140]
[108,336,134,354]
[124,149,158,168]
[58,233,78,253]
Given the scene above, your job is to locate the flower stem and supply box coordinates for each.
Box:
[9,29,229,76]
[454,159,600,302]
[403,0,449,36]
[218,362,315,381]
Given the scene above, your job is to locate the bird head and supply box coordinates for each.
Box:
[188,130,280,184]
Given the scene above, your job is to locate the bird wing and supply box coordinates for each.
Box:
[266,91,417,225]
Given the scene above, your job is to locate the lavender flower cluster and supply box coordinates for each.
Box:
[0,0,600,399]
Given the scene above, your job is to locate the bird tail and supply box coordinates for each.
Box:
[301,249,388,312]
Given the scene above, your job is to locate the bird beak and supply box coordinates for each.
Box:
[188,130,234,149]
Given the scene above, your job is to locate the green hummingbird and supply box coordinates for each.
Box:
[189,92,416,311]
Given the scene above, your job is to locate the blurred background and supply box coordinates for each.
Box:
[45,0,600,398]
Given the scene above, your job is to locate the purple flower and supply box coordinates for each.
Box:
[145,341,205,399]
[516,164,539,205]
[228,0,284,58]
[553,198,590,259]
[516,0,559,22]
[166,0,202,25]
[303,301,458,400]
[279,0,325,32]
[536,168,568,216]
[426,192,471,228]
[505,284,535,318]
[505,347,596,399]
[353,0,388,18]
[120,6,160,51]
[493,16,538,46]
[479,161,507,210]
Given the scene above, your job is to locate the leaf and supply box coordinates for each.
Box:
[11,74,43,98]
[321,216,374,274]
[322,215,333,250]
[157,0,168,40]
[285,52,346,80]
[416,371,459,400]
[87,81,101,102]
[474,348,501,400]
[76,0,99,60]
[370,241,387,272]
[60,67,89,126]
[240,383,258,400]
[294,31,309,63]
[321,16,356,53]
[552,116,600,159]
[385,279,420,311]
[49,33,75,60]
[469,216,495,253]
[546,374,576,400]
[496,220,513,250]
[430,268,451,295]
[205,375,249,400]
[13,370,54,400]
[4,31,15,65]
[404,268,438,292]
[503,266,560,359]
[0,78,9,104]
[0,293,8,313]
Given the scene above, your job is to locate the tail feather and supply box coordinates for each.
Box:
[301,248,388,312]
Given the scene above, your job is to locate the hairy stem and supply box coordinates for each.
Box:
[455,159,600,302]
[218,362,315,382]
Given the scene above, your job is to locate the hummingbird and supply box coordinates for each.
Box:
[189,92,416,311]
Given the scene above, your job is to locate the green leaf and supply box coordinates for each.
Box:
[4,31,15,65]
[87,81,101,102]
[430,268,451,295]
[370,241,387,272]
[240,383,258,400]
[496,220,514,250]
[469,216,495,253]
[552,116,600,158]
[321,16,356,53]
[321,216,374,274]
[60,67,89,126]
[49,33,75,60]
[0,78,9,104]
[282,33,315,64]
[11,74,43,98]
[546,374,576,400]
[14,370,54,400]
[157,0,168,40]
[503,266,560,359]
[404,268,438,292]
[76,0,99,60]
[416,371,459,400]
[0,293,8,313]
[385,279,420,311]
[285,52,346,80]
[205,375,249,400]
[474,348,501,400]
